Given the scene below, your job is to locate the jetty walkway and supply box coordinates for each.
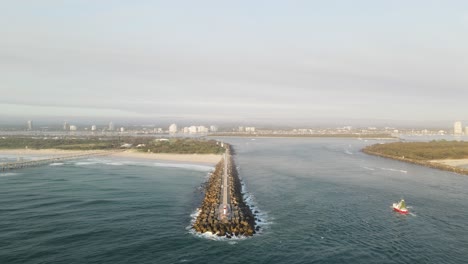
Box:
[0,150,122,172]
[218,152,231,221]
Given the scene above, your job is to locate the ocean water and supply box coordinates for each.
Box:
[1,138,468,263]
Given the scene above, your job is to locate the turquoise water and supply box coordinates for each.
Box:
[1,138,468,263]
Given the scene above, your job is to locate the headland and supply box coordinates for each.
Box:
[362,141,468,175]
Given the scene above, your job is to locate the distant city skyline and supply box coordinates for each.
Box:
[1,1,468,124]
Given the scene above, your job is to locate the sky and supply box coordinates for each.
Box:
[1,1,467,126]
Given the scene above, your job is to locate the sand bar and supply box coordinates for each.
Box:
[0,149,222,165]
[111,150,222,165]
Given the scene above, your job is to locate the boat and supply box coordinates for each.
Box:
[392,199,409,214]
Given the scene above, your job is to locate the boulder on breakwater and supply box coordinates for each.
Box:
[193,144,256,237]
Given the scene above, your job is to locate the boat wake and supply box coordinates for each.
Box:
[360,166,375,171]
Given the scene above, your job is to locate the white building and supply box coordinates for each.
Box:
[465,127,468,135]
[454,121,463,135]
[197,126,208,133]
[120,127,125,132]
[70,125,77,131]
[245,127,256,133]
[189,126,198,134]
[27,120,33,130]
[63,121,70,131]
[210,125,218,132]
[238,126,245,132]
[109,122,115,131]
[169,123,178,134]
[91,125,97,131]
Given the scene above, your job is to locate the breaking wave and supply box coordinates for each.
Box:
[0,172,21,177]
[72,159,213,172]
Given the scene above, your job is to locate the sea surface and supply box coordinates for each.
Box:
[1,138,468,264]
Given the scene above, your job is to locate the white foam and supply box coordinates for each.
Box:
[186,208,250,241]
[241,179,271,232]
[344,150,353,155]
[380,168,408,173]
[74,161,99,166]
[0,172,21,177]
[72,158,214,172]
[361,166,375,171]
[105,162,124,166]
[151,162,213,172]
[49,163,64,166]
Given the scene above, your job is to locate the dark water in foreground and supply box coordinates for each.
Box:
[1,138,468,263]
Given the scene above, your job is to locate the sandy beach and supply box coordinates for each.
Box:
[111,150,222,165]
[0,149,222,165]
[430,159,468,168]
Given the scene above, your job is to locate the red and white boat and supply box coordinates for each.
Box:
[392,199,409,214]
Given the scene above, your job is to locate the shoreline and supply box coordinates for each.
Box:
[0,148,222,165]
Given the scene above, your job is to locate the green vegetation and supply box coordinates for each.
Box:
[0,136,224,154]
[140,138,224,154]
[363,140,468,161]
[0,137,119,150]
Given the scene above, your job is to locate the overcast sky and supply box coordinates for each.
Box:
[1,1,467,125]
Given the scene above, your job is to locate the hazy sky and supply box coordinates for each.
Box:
[1,1,467,125]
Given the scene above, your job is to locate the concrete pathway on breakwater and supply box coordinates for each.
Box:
[0,150,122,172]
[219,152,232,221]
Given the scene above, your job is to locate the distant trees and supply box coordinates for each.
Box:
[0,136,224,154]
[140,138,224,154]
[0,137,119,150]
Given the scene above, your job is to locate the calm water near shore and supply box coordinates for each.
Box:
[1,138,468,263]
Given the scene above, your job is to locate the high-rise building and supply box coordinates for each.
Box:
[63,121,70,131]
[27,120,33,131]
[91,125,97,131]
[120,127,125,132]
[169,123,178,134]
[69,125,77,131]
[454,121,463,135]
[109,122,115,131]
[465,127,468,135]
[210,125,218,132]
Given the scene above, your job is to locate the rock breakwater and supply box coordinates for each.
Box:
[192,145,256,237]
